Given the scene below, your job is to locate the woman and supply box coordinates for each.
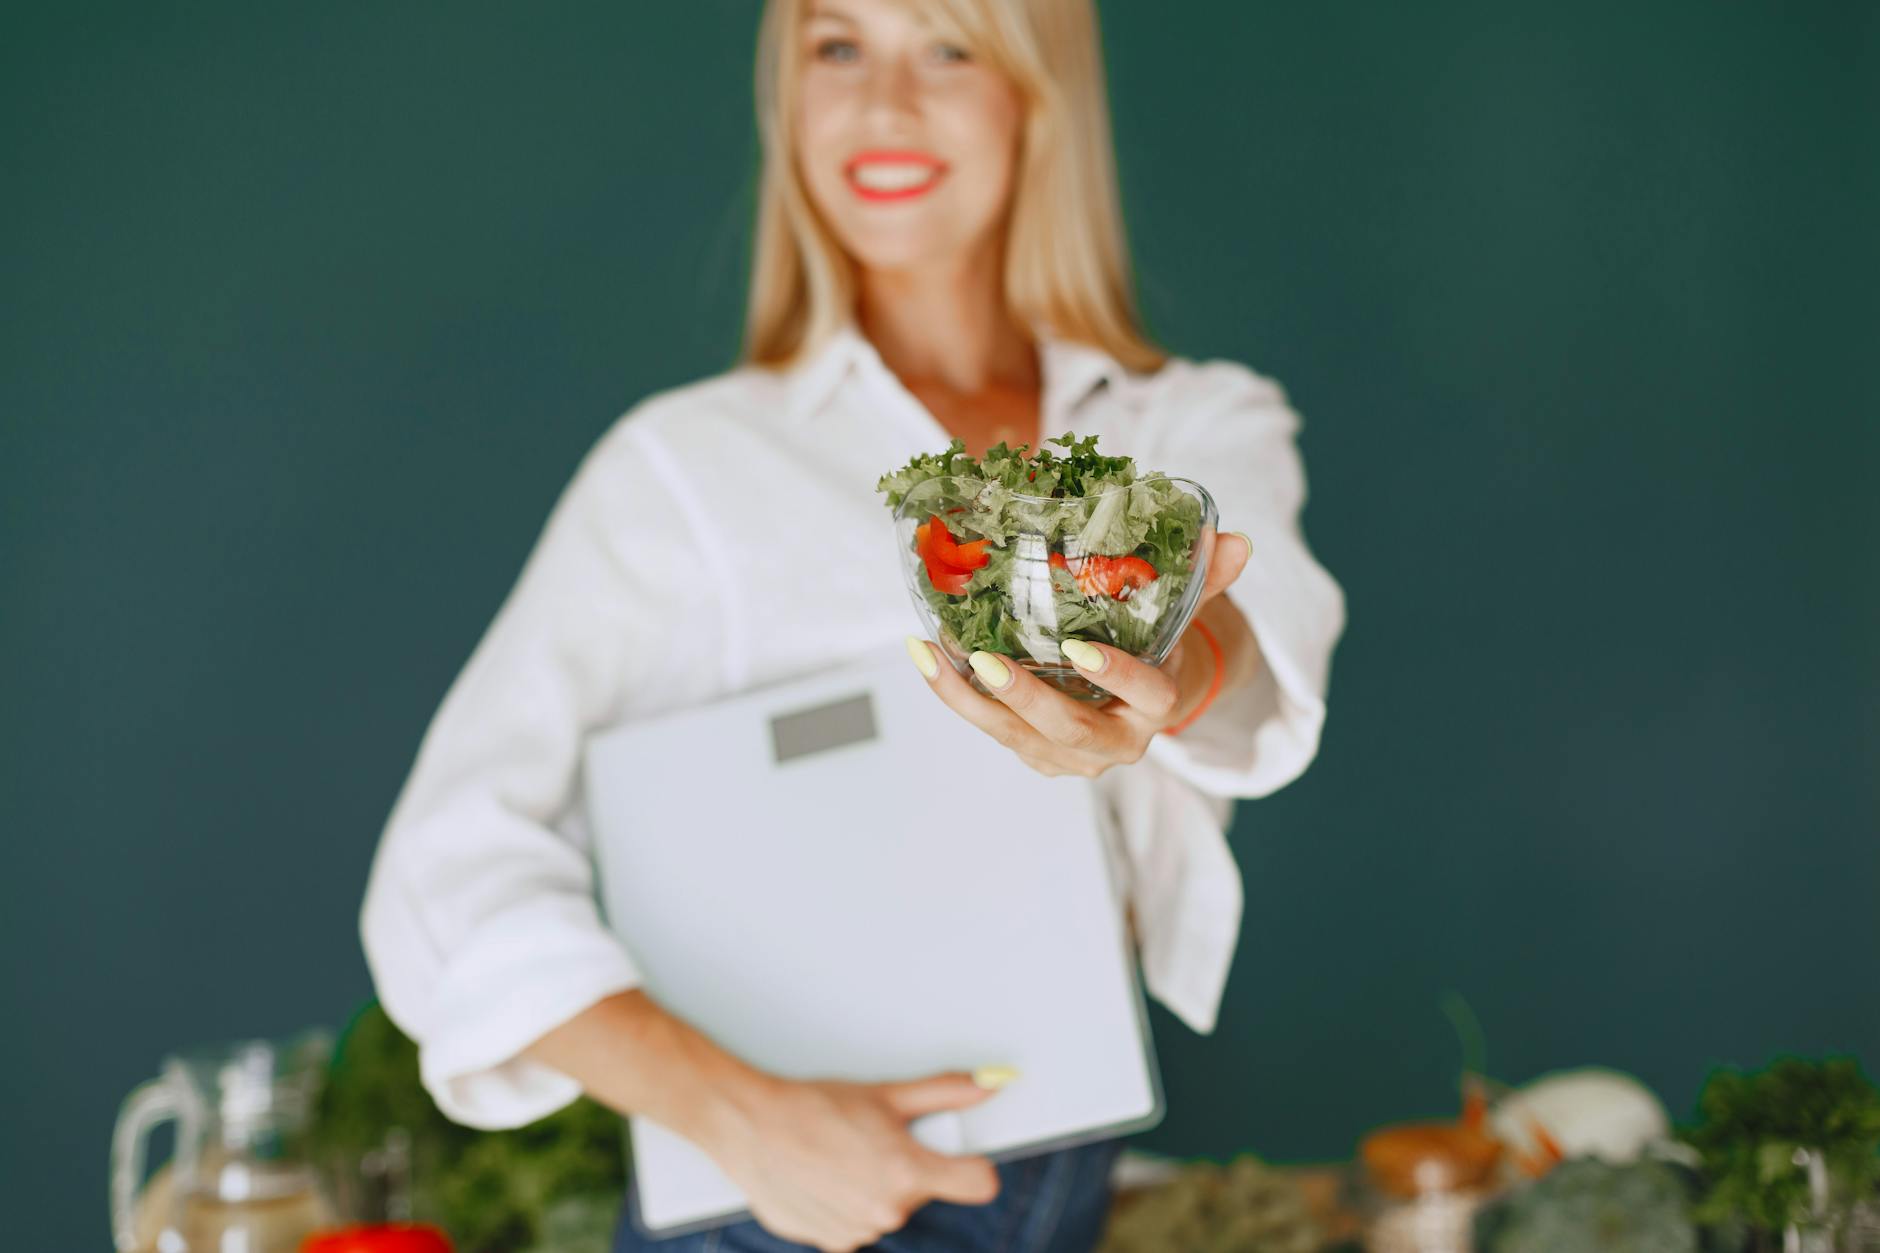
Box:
[360,0,1345,1249]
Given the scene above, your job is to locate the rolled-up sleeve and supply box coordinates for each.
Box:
[360,417,672,1129]
[1141,360,1347,799]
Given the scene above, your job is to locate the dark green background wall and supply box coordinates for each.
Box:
[4,3,1875,1246]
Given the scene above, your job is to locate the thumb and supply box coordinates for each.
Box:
[1197,526,1251,607]
[875,1069,1009,1120]
[915,1145,1002,1207]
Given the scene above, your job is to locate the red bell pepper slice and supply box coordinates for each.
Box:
[916,516,956,574]
[928,564,974,595]
[926,514,989,571]
[952,538,990,567]
[915,515,984,596]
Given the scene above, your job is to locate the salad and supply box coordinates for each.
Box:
[876,431,1207,659]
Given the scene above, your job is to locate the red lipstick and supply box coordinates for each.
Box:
[844,149,948,202]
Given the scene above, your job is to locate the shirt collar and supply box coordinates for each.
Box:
[779,322,871,425]
[778,319,1131,428]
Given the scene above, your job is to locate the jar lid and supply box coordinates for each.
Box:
[1360,1122,1502,1198]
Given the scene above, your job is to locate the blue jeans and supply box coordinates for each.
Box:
[612,1136,1125,1253]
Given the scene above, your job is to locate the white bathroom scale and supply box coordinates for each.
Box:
[583,638,1163,1239]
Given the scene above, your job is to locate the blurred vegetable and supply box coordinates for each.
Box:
[308,1002,626,1253]
[302,1223,453,1253]
[1473,1157,1701,1253]
[1098,1153,1322,1253]
[1488,1068,1671,1168]
[1679,1055,1880,1239]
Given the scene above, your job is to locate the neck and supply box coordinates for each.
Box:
[856,238,1038,396]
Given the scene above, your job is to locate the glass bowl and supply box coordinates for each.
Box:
[892,474,1218,702]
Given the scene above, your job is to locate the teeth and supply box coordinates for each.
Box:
[850,163,939,191]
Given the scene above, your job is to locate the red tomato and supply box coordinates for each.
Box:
[1095,555,1159,598]
[1048,551,1158,599]
[301,1224,453,1253]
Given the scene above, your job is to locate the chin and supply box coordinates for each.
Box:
[839,233,959,274]
[830,211,994,276]
[811,185,1000,276]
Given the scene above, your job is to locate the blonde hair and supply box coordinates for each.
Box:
[743,0,1166,372]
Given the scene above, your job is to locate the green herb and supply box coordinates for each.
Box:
[1679,1055,1880,1238]
[877,432,1206,658]
[310,1001,626,1253]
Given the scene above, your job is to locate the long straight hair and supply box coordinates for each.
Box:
[743,0,1165,372]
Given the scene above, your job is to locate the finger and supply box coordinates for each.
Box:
[1196,526,1252,608]
[876,1071,1002,1120]
[1017,749,1082,778]
[916,1150,1001,1207]
[1057,638,1181,725]
[912,639,1059,758]
[964,649,1129,759]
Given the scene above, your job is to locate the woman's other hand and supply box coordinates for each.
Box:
[697,1069,1005,1252]
[908,528,1255,779]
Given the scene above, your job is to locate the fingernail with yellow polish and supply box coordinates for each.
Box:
[1061,639,1104,673]
[968,651,1011,690]
[973,1065,1020,1090]
[1230,531,1253,556]
[905,636,939,680]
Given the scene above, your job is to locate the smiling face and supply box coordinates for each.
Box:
[794,0,1026,277]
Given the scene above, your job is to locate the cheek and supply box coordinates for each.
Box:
[981,87,1024,163]
[793,82,851,194]
[940,87,1023,208]
[795,77,840,144]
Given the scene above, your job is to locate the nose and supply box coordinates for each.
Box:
[860,50,921,128]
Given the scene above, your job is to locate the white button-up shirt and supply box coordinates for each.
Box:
[360,323,1346,1129]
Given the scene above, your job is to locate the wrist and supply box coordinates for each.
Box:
[1163,591,1264,736]
[550,990,776,1150]
[653,1018,778,1151]
[1204,595,1259,692]
[1164,619,1226,735]
[1176,629,1217,718]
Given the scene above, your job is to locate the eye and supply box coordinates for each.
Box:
[929,41,972,64]
[814,37,860,64]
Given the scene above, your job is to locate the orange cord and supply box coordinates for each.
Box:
[1161,619,1224,737]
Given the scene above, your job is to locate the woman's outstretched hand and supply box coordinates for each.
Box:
[907,527,1253,779]
[697,1069,1005,1252]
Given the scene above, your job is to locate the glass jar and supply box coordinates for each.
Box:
[1774,1147,1880,1253]
[1351,1122,1505,1253]
[112,1034,337,1253]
